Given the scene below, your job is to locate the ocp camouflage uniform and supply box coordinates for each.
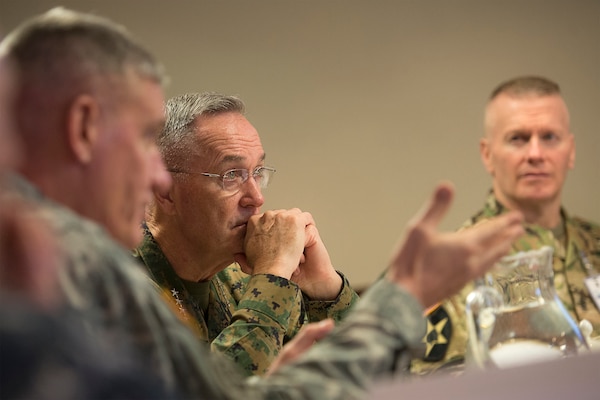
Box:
[8,173,427,400]
[410,191,600,376]
[133,226,359,376]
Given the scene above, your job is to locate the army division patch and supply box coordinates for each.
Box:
[422,305,452,362]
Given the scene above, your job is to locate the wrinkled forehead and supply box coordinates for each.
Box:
[192,112,265,169]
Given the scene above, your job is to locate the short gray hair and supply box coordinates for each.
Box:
[159,92,246,170]
[0,7,167,102]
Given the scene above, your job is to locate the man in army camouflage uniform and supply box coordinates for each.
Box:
[133,92,358,376]
[412,76,600,375]
[1,7,526,399]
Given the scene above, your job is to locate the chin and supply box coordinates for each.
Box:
[120,229,143,249]
[518,193,557,205]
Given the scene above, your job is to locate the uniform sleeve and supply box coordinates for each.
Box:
[409,283,473,376]
[210,273,304,376]
[252,278,427,400]
[304,271,360,323]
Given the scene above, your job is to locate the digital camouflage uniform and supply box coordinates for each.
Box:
[411,192,600,375]
[132,226,359,375]
[10,174,427,400]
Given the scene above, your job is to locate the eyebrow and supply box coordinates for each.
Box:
[220,153,266,165]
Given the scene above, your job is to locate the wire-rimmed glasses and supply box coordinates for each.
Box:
[169,166,276,193]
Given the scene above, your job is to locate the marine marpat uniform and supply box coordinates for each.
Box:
[411,192,600,375]
[133,225,359,376]
[8,174,428,400]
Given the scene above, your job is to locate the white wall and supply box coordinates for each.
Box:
[2,0,599,288]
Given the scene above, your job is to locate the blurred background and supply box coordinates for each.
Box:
[2,0,598,289]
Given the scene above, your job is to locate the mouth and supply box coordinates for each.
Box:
[520,172,549,179]
[233,221,248,232]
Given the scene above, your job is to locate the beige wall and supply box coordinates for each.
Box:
[2,0,599,288]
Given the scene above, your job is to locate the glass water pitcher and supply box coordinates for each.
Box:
[465,246,589,369]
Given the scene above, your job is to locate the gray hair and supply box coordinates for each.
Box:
[0,7,167,104]
[159,92,246,170]
[489,76,561,101]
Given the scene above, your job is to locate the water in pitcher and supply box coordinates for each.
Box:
[466,246,588,370]
[486,301,581,369]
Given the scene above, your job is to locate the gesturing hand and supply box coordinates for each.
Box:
[386,182,524,308]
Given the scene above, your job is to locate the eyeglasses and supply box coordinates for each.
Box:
[169,166,276,193]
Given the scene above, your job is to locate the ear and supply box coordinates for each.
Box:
[66,94,99,164]
[479,137,494,175]
[153,179,177,215]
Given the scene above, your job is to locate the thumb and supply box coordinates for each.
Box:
[266,319,335,376]
[284,319,335,351]
[414,182,454,230]
[298,319,335,342]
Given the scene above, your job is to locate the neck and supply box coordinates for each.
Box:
[19,163,90,218]
[521,206,562,229]
[495,192,562,229]
[146,215,231,282]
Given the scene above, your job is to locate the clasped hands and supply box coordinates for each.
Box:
[234,208,342,301]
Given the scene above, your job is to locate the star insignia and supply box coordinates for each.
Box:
[422,305,452,361]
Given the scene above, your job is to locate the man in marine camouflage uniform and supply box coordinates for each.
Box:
[411,76,600,375]
[133,92,358,376]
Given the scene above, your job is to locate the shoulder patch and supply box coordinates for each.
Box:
[423,306,452,362]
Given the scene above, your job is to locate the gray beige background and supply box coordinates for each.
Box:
[2,0,598,289]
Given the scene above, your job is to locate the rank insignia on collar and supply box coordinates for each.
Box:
[422,305,452,362]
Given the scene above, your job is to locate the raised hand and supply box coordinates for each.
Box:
[386,182,524,308]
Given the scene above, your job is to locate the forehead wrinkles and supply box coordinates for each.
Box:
[195,122,264,169]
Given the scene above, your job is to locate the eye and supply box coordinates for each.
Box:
[222,170,239,181]
[253,166,265,177]
[541,132,560,143]
[508,133,529,145]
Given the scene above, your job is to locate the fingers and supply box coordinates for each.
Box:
[386,182,454,282]
[413,182,455,230]
[466,211,524,276]
[293,319,335,346]
[243,208,316,278]
[304,223,320,249]
[266,319,335,376]
[256,208,313,222]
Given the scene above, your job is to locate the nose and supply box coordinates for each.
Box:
[526,136,543,161]
[239,175,264,208]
